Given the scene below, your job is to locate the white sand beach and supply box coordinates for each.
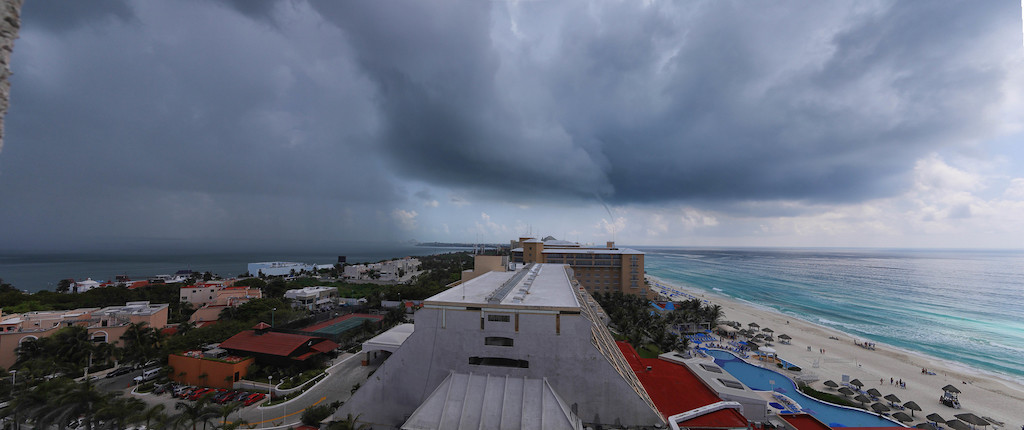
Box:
[648,275,1024,428]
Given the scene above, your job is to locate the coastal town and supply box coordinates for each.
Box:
[0,237,1017,429]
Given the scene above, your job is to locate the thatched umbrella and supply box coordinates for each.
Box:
[925,413,946,423]
[850,378,864,387]
[838,387,855,396]
[903,401,922,417]
[915,423,938,430]
[945,420,971,430]
[823,380,839,389]
[870,402,891,413]
[883,393,901,403]
[942,384,962,394]
[854,394,871,404]
[892,412,914,423]
[778,334,791,339]
[748,322,760,328]
[866,388,882,397]
[762,327,774,333]
[955,413,989,427]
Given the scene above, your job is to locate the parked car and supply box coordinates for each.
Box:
[243,393,266,406]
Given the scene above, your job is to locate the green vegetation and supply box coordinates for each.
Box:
[594,291,722,353]
[302,402,342,426]
[636,343,663,359]
[798,383,860,408]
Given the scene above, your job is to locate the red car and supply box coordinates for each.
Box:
[188,388,214,401]
[243,392,266,406]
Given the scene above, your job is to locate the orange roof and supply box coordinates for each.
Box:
[252,322,271,330]
[220,330,331,358]
[311,340,340,353]
[615,342,748,427]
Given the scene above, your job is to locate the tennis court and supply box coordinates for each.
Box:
[302,313,383,335]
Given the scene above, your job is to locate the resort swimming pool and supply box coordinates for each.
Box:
[707,349,903,428]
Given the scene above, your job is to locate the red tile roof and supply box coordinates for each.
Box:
[311,340,339,353]
[616,341,748,427]
[220,330,326,357]
[781,414,832,430]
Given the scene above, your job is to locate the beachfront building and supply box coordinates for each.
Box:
[247,261,316,277]
[343,257,421,282]
[334,262,665,429]
[283,286,338,311]
[0,301,169,369]
[511,237,650,297]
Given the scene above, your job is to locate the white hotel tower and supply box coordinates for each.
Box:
[335,263,665,429]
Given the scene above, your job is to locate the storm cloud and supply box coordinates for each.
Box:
[0,0,1021,250]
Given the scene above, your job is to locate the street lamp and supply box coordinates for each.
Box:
[271,308,277,328]
[10,370,18,430]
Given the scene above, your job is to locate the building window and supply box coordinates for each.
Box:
[487,314,510,322]
[485,337,514,347]
[468,357,529,368]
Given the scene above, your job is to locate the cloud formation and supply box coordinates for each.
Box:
[0,0,1021,250]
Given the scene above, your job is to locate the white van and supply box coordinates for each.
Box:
[133,368,160,384]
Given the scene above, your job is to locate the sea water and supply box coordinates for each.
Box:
[641,248,1024,384]
[0,245,468,292]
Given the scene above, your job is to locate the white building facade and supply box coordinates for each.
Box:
[336,263,664,429]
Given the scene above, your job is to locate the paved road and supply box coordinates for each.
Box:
[243,353,377,428]
[123,353,378,429]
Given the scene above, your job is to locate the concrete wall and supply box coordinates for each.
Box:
[337,305,663,428]
[169,353,253,389]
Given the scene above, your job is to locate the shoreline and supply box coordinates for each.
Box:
[648,275,1024,427]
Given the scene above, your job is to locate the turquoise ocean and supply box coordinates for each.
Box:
[640,247,1024,385]
[3,246,1023,386]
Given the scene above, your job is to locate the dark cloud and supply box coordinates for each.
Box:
[0,0,1019,249]
[316,1,1018,205]
[21,0,134,32]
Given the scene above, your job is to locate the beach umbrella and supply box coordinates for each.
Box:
[823,380,838,389]
[941,384,962,394]
[870,403,891,413]
[854,394,871,404]
[762,327,774,333]
[838,387,855,396]
[883,394,901,403]
[850,379,864,387]
[915,423,938,430]
[946,420,971,430]
[925,413,945,423]
[903,401,922,417]
[778,334,791,340]
[866,388,882,397]
[955,413,989,426]
[748,322,760,328]
[892,412,914,423]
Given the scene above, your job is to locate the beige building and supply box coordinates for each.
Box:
[511,237,650,297]
[459,254,510,282]
[0,301,169,369]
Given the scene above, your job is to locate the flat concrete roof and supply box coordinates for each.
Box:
[511,247,643,255]
[427,264,580,310]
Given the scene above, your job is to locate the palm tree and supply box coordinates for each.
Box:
[43,379,108,430]
[120,322,162,366]
[95,395,145,430]
[175,396,218,430]
[137,404,168,430]
[214,401,243,429]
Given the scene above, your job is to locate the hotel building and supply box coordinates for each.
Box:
[336,263,665,429]
[510,237,650,297]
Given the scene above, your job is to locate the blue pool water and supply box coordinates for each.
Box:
[707,349,902,427]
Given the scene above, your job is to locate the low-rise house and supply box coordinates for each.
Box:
[0,301,169,369]
[219,323,339,367]
[283,286,338,311]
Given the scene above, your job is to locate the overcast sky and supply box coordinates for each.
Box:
[1,1,1022,252]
